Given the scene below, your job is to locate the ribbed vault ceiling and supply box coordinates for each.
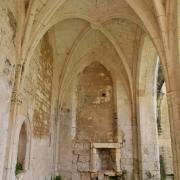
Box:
[48,0,145,92]
[6,0,170,94]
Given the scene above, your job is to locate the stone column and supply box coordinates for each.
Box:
[166,91,180,179]
[138,89,160,179]
[115,148,121,172]
[3,64,23,180]
[4,90,23,180]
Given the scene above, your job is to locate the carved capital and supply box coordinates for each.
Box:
[11,90,23,105]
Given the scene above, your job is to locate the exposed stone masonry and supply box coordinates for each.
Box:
[76,62,115,143]
[32,34,53,138]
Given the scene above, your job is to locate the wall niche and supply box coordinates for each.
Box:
[72,62,121,179]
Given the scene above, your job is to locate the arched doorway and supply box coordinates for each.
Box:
[16,122,27,175]
[15,122,27,176]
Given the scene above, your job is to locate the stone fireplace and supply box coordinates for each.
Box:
[90,143,121,178]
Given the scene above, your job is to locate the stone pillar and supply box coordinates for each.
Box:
[115,148,121,172]
[91,146,97,172]
[3,64,23,180]
[4,90,23,180]
[138,88,161,179]
[166,91,180,179]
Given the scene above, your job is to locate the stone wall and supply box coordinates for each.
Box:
[72,62,115,178]
[76,62,115,143]
[32,34,53,138]
[23,33,53,138]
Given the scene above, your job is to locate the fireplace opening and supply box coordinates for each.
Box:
[96,148,116,172]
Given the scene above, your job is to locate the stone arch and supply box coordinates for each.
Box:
[58,52,131,136]
[57,43,131,107]
[57,54,130,126]
[59,57,126,141]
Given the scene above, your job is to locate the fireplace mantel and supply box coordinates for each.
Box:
[90,142,121,175]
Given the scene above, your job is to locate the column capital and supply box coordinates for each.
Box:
[11,91,23,105]
[11,63,24,105]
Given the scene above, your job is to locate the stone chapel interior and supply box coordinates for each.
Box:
[0,0,180,180]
